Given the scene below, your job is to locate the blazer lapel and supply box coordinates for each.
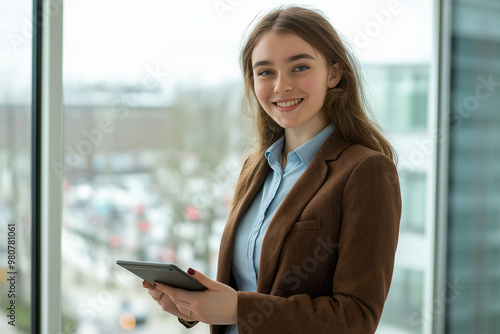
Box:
[216,159,271,285]
[256,131,350,293]
[256,156,328,293]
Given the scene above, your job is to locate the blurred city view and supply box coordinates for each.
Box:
[3,0,499,334]
[59,76,246,333]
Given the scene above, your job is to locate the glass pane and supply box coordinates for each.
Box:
[446,1,500,333]
[61,1,245,332]
[61,1,435,333]
[362,1,434,333]
[0,0,33,333]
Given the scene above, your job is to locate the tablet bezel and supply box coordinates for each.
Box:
[116,260,207,291]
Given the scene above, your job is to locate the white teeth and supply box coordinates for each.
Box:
[276,99,302,108]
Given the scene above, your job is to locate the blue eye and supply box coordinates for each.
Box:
[294,65,309,72]
[258,70,273,76]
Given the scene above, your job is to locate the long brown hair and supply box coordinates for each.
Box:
[233,5,396,207]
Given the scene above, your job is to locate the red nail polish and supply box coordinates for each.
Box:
[188,268,195,275]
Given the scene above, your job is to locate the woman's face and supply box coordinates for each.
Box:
[251,31,341,135]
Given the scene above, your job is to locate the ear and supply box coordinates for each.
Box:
[327,62,343,89]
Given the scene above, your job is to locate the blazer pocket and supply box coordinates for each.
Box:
[289,218,322,232]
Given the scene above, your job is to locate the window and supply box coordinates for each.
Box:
[61,1,249,332]
[366,65,429,132]
[383,268,425,333]
[400,172,427,233]
[0,0,33,332]
[446,1,500,332]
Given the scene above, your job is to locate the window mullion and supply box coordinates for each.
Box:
[36,0,65,333]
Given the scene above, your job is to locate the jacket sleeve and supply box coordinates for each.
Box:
[235,154,402,334]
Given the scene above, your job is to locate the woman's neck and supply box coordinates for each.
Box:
[283,120,329,154]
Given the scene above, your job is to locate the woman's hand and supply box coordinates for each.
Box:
[143,280,197,322]
[142,268,238,325]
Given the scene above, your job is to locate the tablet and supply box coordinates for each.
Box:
[116,260,207,291]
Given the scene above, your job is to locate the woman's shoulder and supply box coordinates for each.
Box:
[318,136,397,181]
[344,143,388,161]
[322,141,400,196]
[320,132,394,167]
[345,144,397,175]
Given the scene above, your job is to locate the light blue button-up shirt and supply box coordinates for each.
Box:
[225,124,334,334]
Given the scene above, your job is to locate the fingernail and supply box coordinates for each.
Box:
[188,268,195,275]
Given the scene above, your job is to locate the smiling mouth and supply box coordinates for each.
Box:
[273,98,303,108]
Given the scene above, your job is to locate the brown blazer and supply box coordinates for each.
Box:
[212,131,402,334]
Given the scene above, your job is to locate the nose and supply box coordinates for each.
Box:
[274,74,293,94]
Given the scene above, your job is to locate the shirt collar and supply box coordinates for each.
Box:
[264,136,285,171]
[295,123,335,167]
[264,123,335,169]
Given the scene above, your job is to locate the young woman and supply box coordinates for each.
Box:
[143,5,401,334]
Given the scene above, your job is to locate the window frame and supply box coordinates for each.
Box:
[31,0,43,331]
[433,0,453,333]
[32,0,65,333]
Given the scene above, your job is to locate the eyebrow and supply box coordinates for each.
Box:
[252,53,316,70]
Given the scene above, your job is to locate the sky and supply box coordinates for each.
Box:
[0,0,433,100]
